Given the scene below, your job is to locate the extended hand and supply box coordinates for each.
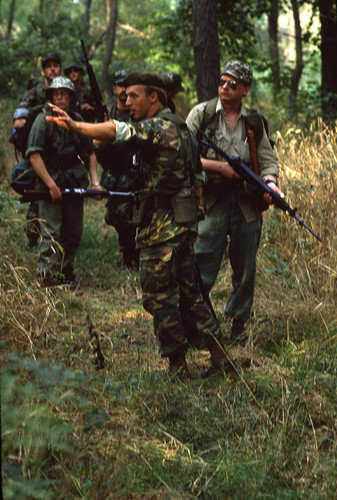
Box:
[46,104,76,131]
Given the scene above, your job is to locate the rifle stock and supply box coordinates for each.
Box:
[20,188,134,203]
[80,39,109,122]
[198,130,322,242]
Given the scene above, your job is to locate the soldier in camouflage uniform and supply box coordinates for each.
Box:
[64,60,95,122]
[187,60,282,345]
[18,54,63,247]
[98,69,139,269]
[48,71,230,378]
[26,76,101,286]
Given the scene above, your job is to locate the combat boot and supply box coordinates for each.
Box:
[201,340,236,378]
[168,351,191,380]
[231,317,248,346]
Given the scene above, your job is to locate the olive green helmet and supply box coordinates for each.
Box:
[45,76,76,101]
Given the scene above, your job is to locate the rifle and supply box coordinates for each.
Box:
[80,39,109,122]
[198,130,322,243]
[20,188,134,203]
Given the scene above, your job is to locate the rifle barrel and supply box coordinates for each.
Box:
[20,189,134,203]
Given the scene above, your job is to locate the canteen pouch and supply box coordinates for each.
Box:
[171,188,199,224]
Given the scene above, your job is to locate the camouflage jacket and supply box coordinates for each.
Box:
[19,81,46,109]
[114,107,202,248]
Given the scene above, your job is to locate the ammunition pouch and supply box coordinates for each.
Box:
[171,188,199,224]
[132,187,200,227]
[132,189,152,226]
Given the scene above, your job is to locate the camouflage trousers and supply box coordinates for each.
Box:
[139,232,223,358]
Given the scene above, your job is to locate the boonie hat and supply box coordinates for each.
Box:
[45,76,76,101]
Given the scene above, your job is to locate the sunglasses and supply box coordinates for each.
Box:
[219,78,238,90]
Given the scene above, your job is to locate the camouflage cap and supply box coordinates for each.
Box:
[45,76,76,101]
[114,69,129,85]
[42,53,62,68]
[163,72,184,92]
[221,60,253,85]
[123,71,167,90]
[64,60,84,76]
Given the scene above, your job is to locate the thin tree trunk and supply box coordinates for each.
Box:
[5,0,16,40]
[319,0,337,123]
[192,0,220,102]
[103,0,117,104]
[84,0,92,37]
[268,0,280,99]
[289,0,304,114]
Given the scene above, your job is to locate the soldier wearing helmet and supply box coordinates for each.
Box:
[25,76,101,286]
[14,54,63,247]
[64,60,95,122]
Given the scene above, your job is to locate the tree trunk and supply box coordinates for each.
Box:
[319,0,337,123]
[84,0,92,36]
[103,0,117,104]
[268,0,280,99]
[192,0,220,102]
[5,0,16,40]
[289,0,304,114]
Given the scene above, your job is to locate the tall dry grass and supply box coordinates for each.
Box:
[1,114,337,499]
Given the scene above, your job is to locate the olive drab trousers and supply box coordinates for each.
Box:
[194,193,262,323]
[37,197,84,278]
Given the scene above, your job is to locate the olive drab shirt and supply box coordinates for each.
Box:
[186,98,279,223]
[26,109,94,189]
[114,107,203,248]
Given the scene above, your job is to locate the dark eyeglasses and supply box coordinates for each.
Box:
[219,78,238,90]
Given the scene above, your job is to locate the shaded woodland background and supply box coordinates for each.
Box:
[0,0,337,125]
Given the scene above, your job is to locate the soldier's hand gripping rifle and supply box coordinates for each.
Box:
[80,39,109,123]
[20,188,134,203]
[198,130,322,242]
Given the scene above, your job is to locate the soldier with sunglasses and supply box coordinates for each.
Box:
[186,60,281,346]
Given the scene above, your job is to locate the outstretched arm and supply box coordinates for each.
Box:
[46,104,117,142]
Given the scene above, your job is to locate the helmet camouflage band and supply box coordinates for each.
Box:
[45,76,76,101]
[221,60,253,85]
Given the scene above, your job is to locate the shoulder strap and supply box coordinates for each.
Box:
[245,109,274,149]
[200,97,219,132]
